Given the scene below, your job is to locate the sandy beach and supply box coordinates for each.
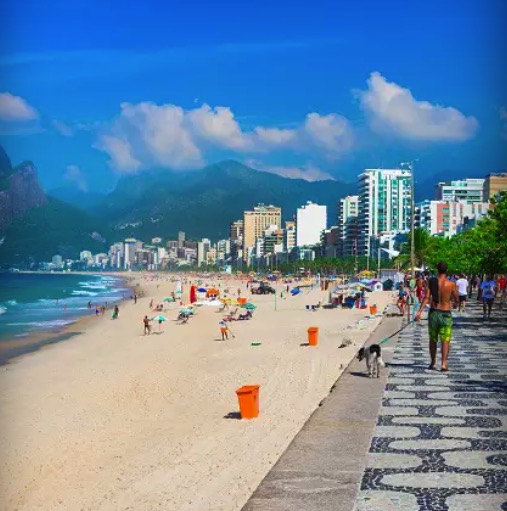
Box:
[0,274,393,511]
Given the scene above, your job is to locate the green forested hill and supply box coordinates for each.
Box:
[98,160,356,240]
[0,197,111,267]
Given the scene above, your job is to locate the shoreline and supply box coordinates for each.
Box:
[0,273,139,366]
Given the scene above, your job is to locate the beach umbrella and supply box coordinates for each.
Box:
[151,315,168,321]
[241,302,257,310]
[163,297,174,302]
[179,308,193,315]
[190,285,197,304]
[197,287,207,292]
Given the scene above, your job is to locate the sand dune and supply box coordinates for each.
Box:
[0,276,393,511]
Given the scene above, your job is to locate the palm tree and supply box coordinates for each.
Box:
[396,227,433,270]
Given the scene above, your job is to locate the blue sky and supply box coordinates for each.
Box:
[0,0,506,192]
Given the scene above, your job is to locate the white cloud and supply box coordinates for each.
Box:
[0,92,38,121]
[64,165,88,191]
[52,119,74,136]
[96,101,354,172]
[246,159,335,182]
[303,113,354,155]
[97,135,142,172]
[357,72,478,142]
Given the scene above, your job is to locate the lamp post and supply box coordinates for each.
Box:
[410,163,416,280]
[401,160,417,279]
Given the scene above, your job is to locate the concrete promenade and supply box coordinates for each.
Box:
[243,301,507,511]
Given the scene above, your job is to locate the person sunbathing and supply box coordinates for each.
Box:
[238,310,253,320]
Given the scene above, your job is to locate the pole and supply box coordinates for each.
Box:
[410,161,416,280]
[377,247,381,279]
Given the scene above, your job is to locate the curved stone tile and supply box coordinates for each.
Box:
[397,385,450,391]
[381,472,484,488]
[385,391,416,399]
[379,406,419,416]
[443,450,507,469]
[435,406,472,416]
[387,378,417,384]
[392,416,465,425]
[446,493,507,511]
[366,453,422,469]
[389,439,471,450]
[388,399,458,406]
[442,426,490,439]
[373,426,420,438]
[356,490,418,511]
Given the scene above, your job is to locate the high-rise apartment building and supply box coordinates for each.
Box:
[178,231,186,248]
[416,200,490,237]
[483,172,507,201]
[263,225,285,255]
[124,238,138,269]
[337,195,359,257]
[197,238,211,267]
[51,254,63,268]
[284,221,296,253]
[243,205,281,261]
[296,202,327,247]
[436,178,484,203]
[358,168,412,256]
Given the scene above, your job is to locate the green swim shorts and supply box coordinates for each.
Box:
[428,309,453,343]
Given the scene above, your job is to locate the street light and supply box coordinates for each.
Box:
[401,160,418,279]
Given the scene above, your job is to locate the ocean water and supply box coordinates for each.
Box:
[0,273,129,341]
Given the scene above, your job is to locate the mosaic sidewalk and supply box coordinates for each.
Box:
[356,307,507,511]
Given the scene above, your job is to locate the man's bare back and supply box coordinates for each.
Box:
[431,275,459,311]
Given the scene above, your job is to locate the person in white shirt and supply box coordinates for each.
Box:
[456,274,468,312]
[480,275,497,320]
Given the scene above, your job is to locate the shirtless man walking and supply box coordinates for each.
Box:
[415,262,459,372]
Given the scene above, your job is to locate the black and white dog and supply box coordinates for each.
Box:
[357,344,385,378]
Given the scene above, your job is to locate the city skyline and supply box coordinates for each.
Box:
[41,171,506,272]
[0,0,506,193]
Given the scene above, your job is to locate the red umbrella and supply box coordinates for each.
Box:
[190,285,197,304]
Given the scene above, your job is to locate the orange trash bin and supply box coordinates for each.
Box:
[236,385,260,419]
[369,305,377,315]
[237,297,247,305]
[307,326,319,346]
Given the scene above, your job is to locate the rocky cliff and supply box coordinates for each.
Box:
[0,146,48,229]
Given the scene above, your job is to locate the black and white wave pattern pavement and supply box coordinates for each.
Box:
[356,309,507,511]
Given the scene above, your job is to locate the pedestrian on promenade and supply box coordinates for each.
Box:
[415,262,458,372]
[480,275,497,320]
[497,275,506,310]
[397,284,408,316]
[456,274,468,312]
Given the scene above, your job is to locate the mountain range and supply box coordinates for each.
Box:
[95,160,357,240]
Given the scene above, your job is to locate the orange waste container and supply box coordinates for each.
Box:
[307,327,319,346]
[236,385,260,419]
[237,297,247,305]
[369,305,377,315]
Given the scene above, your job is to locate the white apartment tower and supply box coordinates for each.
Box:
[436,178,484,203]
[296,202,327,247]
[358,168,412,256]
[337,195,359,257]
